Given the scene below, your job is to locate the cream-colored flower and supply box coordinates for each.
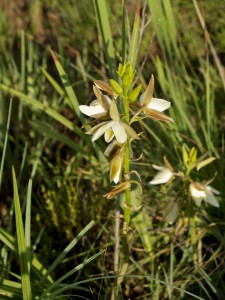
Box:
[189,182,220,207]
[149,156,174,185]
[139,75,174,123]
[79,84,111,118]
[86,101,140,144]
[110,154,124,183]
[150,165,173,185]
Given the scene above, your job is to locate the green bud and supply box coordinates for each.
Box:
[122,73,131,87]
[109,79,123,94]
[128,83,142,102]
[117,63,126,78]
[127,64,135,81]
[190,147,197,163]
[182,145,189,167]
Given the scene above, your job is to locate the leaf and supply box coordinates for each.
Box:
[93,0,117,78]
[39,220,95,285]
[164,201,179,224]
[50,49,85,123]
[128,0,140,68]
[12,167,32,300]
[0,83,89,142]
[196,157,216,171]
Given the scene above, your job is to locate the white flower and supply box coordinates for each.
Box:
[79,85,111,118]
[189,182,220,207]
[150,156,174,185]
[139,75,174,123]
[150,165,173,185]
[86,101,140,144]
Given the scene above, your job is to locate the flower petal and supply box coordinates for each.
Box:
[112,121,127,144]
[189,183,205,206]
[204,190,220,207]
[123,122,140,140]
[110,101,120,121]
[104,140,120,158]
[152,164,164,171]
[140,75,154,106]
[79,103,106,118]
[147,98,171,112]
[87,121,113,141]
[206,186,220,195]
[104,128,114,143]
[93,85,111,111]
[143,108,174,122]
[150,167,173,185]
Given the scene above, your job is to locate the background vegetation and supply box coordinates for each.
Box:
[0,0,225,299]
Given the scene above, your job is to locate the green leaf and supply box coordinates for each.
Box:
[196,157,216,171]
[12,167,32,300]
[39,220,95,285]
[0,227,16,252]
[42,250,104,297]
[128,0,140,68]
[0,83,89,142]
[50,49,84,122]
[0,98,12,189]
[93,0,117,78]
[25,179,32,274]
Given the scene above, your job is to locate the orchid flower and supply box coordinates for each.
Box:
[189,182,220,207]
[79,84,112,118]
[110,153,124,183]
[149,156,174,185]
[86,101,140,144]
[139,75,174,123]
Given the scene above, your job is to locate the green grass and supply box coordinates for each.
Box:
[0,0,224,299]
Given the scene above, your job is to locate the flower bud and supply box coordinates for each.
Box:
[110,154,124,183]
[122,73,130,87]
[109,79,123,95]
[128,83,142,102]
[117,63,126,77]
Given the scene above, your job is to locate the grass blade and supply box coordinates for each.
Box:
[93,0,117,78]
[128,0,140,68]
[0,83,89,142]
[12,167,32,300]
[30,120,83,152]
[25,179,32,274]
[0,227,16,252]
[0,98,12,189]
[43,250,104,297]
[50,49,85,122]
[40,220,95,285]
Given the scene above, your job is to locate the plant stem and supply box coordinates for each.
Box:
[189,199,197,266]
[123,89,131,234]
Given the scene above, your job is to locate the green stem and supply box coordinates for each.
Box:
[123,88,131,234]
[189,199,197,266]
